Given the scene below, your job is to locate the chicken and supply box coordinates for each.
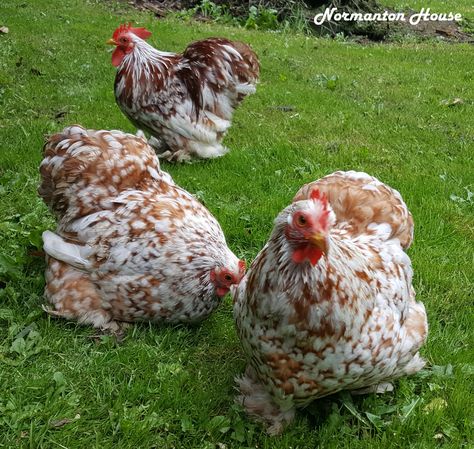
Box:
[39,125,245,332]
[107,24,260,162]
[233,171,428,435]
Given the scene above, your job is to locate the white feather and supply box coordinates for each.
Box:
[42,230,91,271]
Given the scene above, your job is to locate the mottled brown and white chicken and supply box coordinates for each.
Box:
[107,24,260,162]
[233,171,428,435]
[39,125,245,331]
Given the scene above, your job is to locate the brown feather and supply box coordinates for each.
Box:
[293,171,414,248]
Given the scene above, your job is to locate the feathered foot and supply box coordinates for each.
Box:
[135,129,147,141]
[43,304,130,343]
[42,304,121,333]
[350,382,394,395]
[235,366,295,436]
[157,136,229,162]
[402,353,426,375]
[192,142,229,160]
[147,135,170,155]
[159,149,193,163]
[88,322,130,343]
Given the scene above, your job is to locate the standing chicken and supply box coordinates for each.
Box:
[39,125,245,331]
[233,171,427,435]
[107,24,260,162]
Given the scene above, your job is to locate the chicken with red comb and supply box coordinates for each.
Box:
[39,125,245,331]
[233,171,427,435]
[107,23,260,162]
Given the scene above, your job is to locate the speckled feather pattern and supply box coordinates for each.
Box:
[233,171,427,435]
[39,125,242,329]
[293,171,415,249]
[114,35,260,161]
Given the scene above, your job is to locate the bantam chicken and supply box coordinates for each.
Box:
[107,24,260,162]
[39,125,245,331]
[233,171,427,435]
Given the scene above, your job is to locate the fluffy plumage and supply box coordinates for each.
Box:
[233,171,427,435]
[293,170,414,249]
[39,125,244,331]
[108,24,260,162]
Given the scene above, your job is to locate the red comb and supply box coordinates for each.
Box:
[238,260,246,274]
[310,188,330,228]
[112,23,152,41]
[309,188,328,206]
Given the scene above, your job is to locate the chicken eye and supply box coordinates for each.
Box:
[119,37,128,44]
[224,274,233,282]
[296,214,307,227]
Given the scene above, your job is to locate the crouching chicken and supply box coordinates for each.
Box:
[233,171,427,435]
[108,24,260,162]
[39,125,245,331]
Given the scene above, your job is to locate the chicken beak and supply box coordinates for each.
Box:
[309,232,328,253]
[106,38,117,46]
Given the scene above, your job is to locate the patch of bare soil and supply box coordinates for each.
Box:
[403,12,473,43]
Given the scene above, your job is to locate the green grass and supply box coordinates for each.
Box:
[1,0,473,447]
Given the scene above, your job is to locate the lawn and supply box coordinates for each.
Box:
[0,0,473,448]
